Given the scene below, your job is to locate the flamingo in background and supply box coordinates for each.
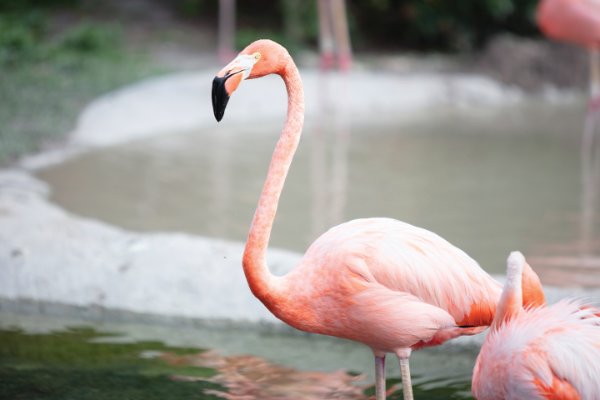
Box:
[211,40,545,400]
[537,0,600,106]
[536,0,600,285]
[472,251,600,399]
[217,0,236,63]
[317,0,353,71]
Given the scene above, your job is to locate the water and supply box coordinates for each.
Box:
[37,101,600,283]
[0,309,476,399]
[22,95,600,399]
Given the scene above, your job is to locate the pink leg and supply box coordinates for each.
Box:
[317,0,335,71]
[395,348,414,400]
[398,358,414,400]
[374,354,386,400]
[320,52,336,71]
[589,49,599,111]
[330,0,352,71]
[217,0,236,63]
[589,95,600,113]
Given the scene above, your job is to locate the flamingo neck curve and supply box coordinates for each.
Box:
[491,252,525,331]
[242,59,305,307]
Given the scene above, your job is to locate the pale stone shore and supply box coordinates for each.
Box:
[19,69,533,169]
[1,68,595,329]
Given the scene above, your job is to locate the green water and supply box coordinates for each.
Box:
[0,325,474,399]
[0,326,221,400]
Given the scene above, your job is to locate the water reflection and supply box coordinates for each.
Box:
[581,104,600,259]
[310,72,350,238]
[171,350,367,399]
[171,350,473,399]
[208,128,233,239]
[530,104,600,287]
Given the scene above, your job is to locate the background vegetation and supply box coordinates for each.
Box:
[167,0,541,51]
[0,0,544,164]
[0,0,164,163]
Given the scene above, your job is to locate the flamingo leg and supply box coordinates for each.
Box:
[590,48,600,104]
[398,357,414,400]
[374,354,386,400]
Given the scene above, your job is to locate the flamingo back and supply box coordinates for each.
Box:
[472,299,600,400]
[298,218,502,327]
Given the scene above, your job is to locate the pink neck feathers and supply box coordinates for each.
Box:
[242,60,305,304]
[492,251,526,331]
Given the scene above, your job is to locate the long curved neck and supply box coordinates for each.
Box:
[242,60,304,304]
[491,252,524,331]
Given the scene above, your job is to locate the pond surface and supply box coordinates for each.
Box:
[24,97,600,398]
[38,101,600,283]
[0,310,477,399]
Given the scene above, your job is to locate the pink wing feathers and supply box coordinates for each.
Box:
[304,218,502,326]
[283,217,502,346]
[473,252,600,400]
[473,300,600,400]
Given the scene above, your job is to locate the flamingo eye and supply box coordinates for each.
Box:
[253,52,261,61]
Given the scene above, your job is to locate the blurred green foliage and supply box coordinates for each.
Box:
[0,0,82,13]
[166,0,540,52]
[0,14,119,64]
[0,0,544,164]
[348,0,540,51]
[0,11,45,64]
[0,0,542,55]
[0,2,163,164]
[59,22,121,54]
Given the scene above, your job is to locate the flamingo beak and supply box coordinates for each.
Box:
[212,73,236,122]
[212,54,258,122]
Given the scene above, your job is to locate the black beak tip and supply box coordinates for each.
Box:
[212,75,230,123]
[214,108,225,122]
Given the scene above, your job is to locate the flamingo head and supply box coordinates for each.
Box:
[212,39,291,122]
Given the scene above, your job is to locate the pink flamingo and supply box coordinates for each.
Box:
[211,39,545,400]
[537,0,600,285]
[317,0,353,71]
[217,0,236,64]
[537,0,600,108]
[472,251,600,400]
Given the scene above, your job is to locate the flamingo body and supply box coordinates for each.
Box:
[472,253,600,400]
[272,218,500,352]
[537,0,600,49]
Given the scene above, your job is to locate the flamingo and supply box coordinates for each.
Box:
[472,251,600,399]
[317,0,353,71]
[537,0,600,107]
[537,0,600,284]
[211,39,546,400]
[217,0,236,64]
